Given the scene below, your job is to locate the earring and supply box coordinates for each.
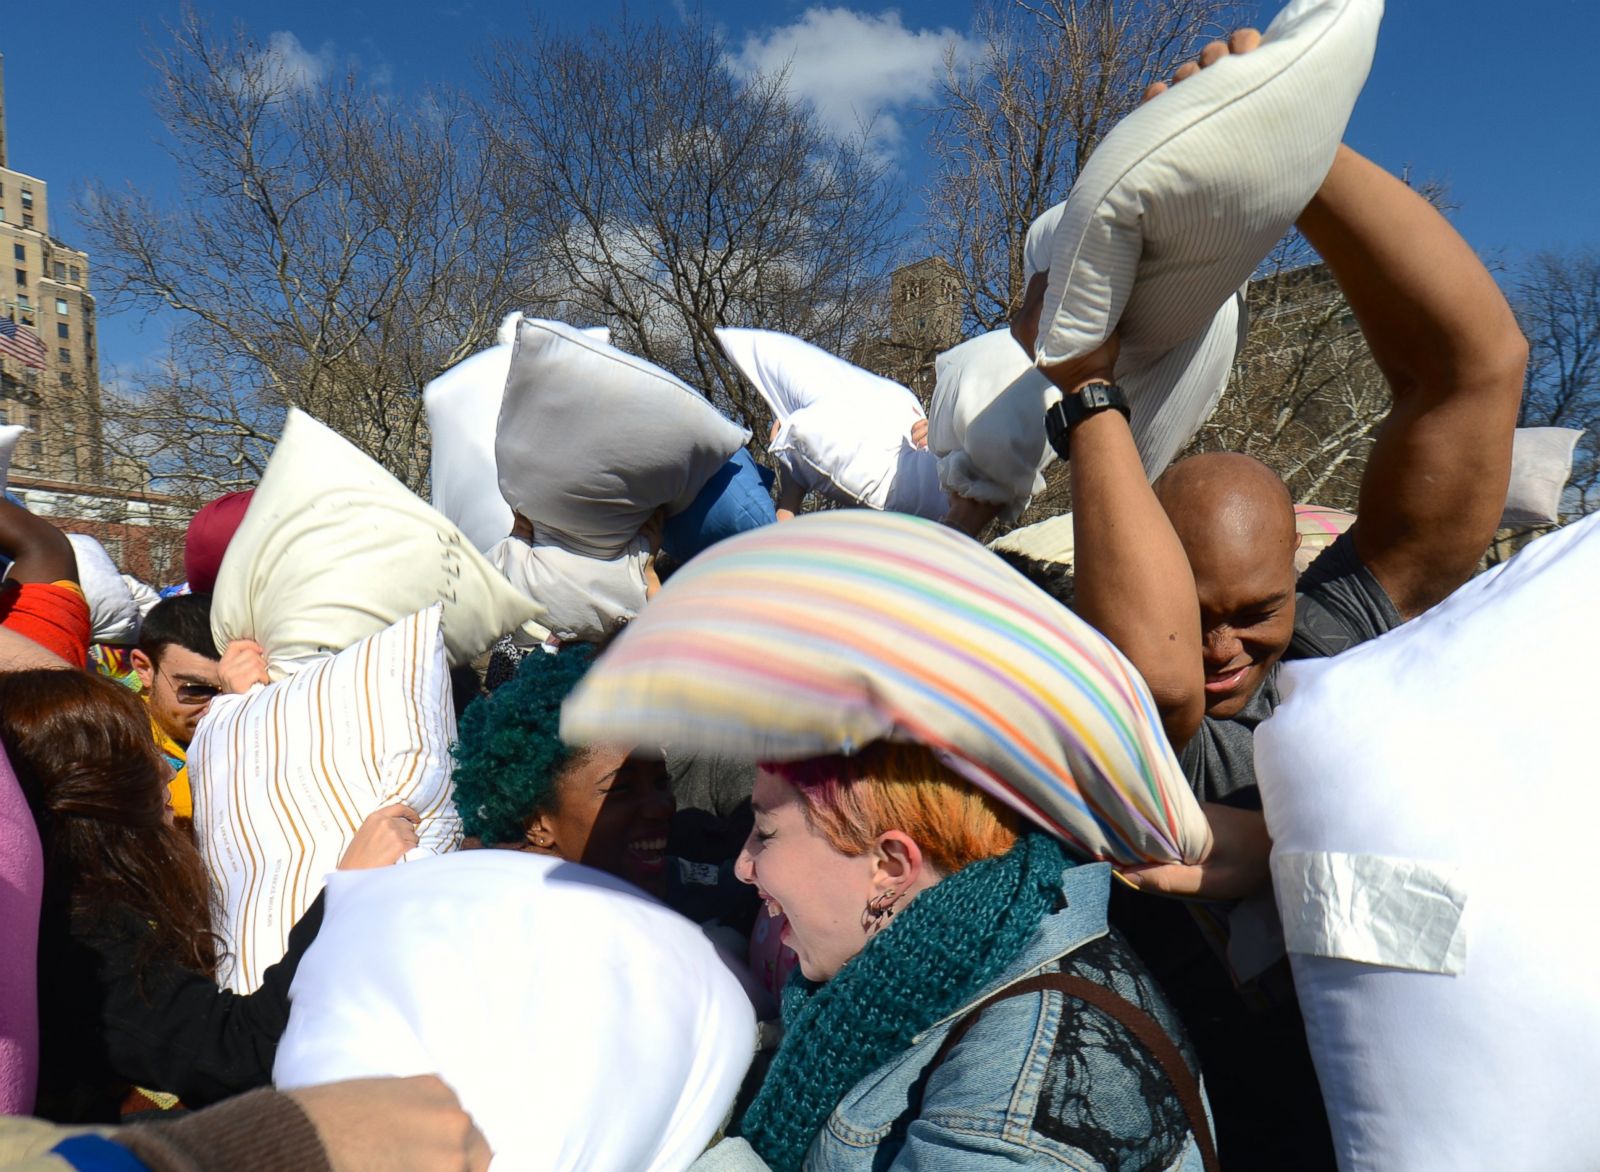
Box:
[862,888,900,936]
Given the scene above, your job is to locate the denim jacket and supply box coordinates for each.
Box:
[694,864,1210,1172]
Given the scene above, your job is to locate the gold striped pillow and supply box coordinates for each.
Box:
[190,605,461,993]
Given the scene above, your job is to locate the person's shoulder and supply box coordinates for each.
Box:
[1292,530,1403,658]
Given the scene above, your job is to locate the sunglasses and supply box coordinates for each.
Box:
[156,663,222,705]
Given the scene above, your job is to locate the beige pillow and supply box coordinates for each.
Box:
[212,410,542,678]
[191,605,462,993]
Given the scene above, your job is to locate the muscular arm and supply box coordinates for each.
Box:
[1298,147,1527,620]
[0,497,77,585]
[1046,342,1205,746]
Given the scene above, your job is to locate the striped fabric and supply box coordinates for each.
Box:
[1294,503,1356,572]
[563,512,1211,866]
[1039,0,1382,372]
[191,606,461,994]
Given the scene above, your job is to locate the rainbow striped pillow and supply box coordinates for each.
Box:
[562,512,1209,866]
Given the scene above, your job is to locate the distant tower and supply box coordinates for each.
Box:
[0,53,103,481]
[887,257,963,353]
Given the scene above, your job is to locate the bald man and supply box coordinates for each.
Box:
[1033,37,1526,1170]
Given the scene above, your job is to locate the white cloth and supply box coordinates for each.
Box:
[1256,511,1600,1171]
[716,327,945,518]
[274,851,758,1172]
[488,533,647,642]
[425,315,611,554]
[497,319,750,560]
[66,534,140,645]
[1502,426,1583,527]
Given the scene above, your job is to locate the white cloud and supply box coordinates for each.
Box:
[730,8,979,154]
[253,31,335,94]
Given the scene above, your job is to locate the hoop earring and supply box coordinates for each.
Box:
[862,888,900,937]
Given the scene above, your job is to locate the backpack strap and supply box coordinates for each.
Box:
[919,971,1220,1172]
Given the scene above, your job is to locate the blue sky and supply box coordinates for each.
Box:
[2,0,1597,381]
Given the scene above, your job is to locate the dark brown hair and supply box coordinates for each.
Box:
[0,669,219,976]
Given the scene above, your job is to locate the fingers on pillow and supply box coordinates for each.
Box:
[1229,27,1262,54]
[1140,80,1169,105]
[1172,60,1200,83]
[1198,39,1231,68]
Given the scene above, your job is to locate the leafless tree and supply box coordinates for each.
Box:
[83,11,542,492]
[481,16,904,436]
[1513,248,1600,516]
[925,0,1244,337]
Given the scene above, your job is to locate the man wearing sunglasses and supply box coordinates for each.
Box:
[131,593,223,821]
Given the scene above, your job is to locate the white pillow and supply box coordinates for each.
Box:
[1255,512,1600,1171]
[212,409,541,679]
[1023,202,1065,279]
[932,294,1243,514]
[489,534,647,643]
[121,575,163,620]
[191,605,462,994]
[66,534,140,645]
[274,851,758,1172]
[0,425,25,495]
[425,315,611,554]
[497,320,750,560]
[1502,426,1583,527]
[717,327,944,517]
[1038,0,1381,371]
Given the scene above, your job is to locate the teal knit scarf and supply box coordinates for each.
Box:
[737,832,1072,1172]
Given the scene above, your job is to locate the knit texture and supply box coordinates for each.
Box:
[737,832,1072,1171]
[450,643,596,843]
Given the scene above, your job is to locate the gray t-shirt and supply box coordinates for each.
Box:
[1178,531,1402,805]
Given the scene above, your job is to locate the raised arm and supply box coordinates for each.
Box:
[1297,147,1527,619]
[1044,339,1205,746]
[0,497,77,585]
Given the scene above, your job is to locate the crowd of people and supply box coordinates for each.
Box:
[0,24,1539,1172]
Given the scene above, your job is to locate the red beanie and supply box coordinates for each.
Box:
[183,490,254,593]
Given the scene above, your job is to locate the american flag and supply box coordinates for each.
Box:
[0,319,47,369]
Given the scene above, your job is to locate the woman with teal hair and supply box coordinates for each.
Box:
[452,644,678,896]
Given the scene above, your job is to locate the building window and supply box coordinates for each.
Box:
[52,262,65,281]
[68,265,79,283]
[14,270,25,286]
[56,323,69,341]
[22,214,33,229]
[19,190,33,210]
[16,294,29,308]
[55,299,68,316]
[11,244,22,262]
[57,348,71,364]
[0,209,6,222]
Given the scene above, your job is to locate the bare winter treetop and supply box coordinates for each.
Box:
[1513,248,1600,517]
[481,16,904,437]
[85,11,543,493]
[925,0,1245,337]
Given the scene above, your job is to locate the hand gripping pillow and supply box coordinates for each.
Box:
[1038,0,1382,372]
[563,510,1211,866]
[1501,426,1583,527]
[932,293,1243,514]
[212,409,541,679]
[425,315,611,554]
[1255,512,1600,1171]
[273,851,758,1172]
[191,605,462,994]
[66,535,141,645]
[716,327,944,518]
[497,319,750,560]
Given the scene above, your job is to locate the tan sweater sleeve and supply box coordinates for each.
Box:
[115,1089,331,1172]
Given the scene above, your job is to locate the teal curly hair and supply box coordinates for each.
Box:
[450,644,598,844]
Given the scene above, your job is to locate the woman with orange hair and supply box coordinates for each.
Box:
[704,741,1214,1172]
